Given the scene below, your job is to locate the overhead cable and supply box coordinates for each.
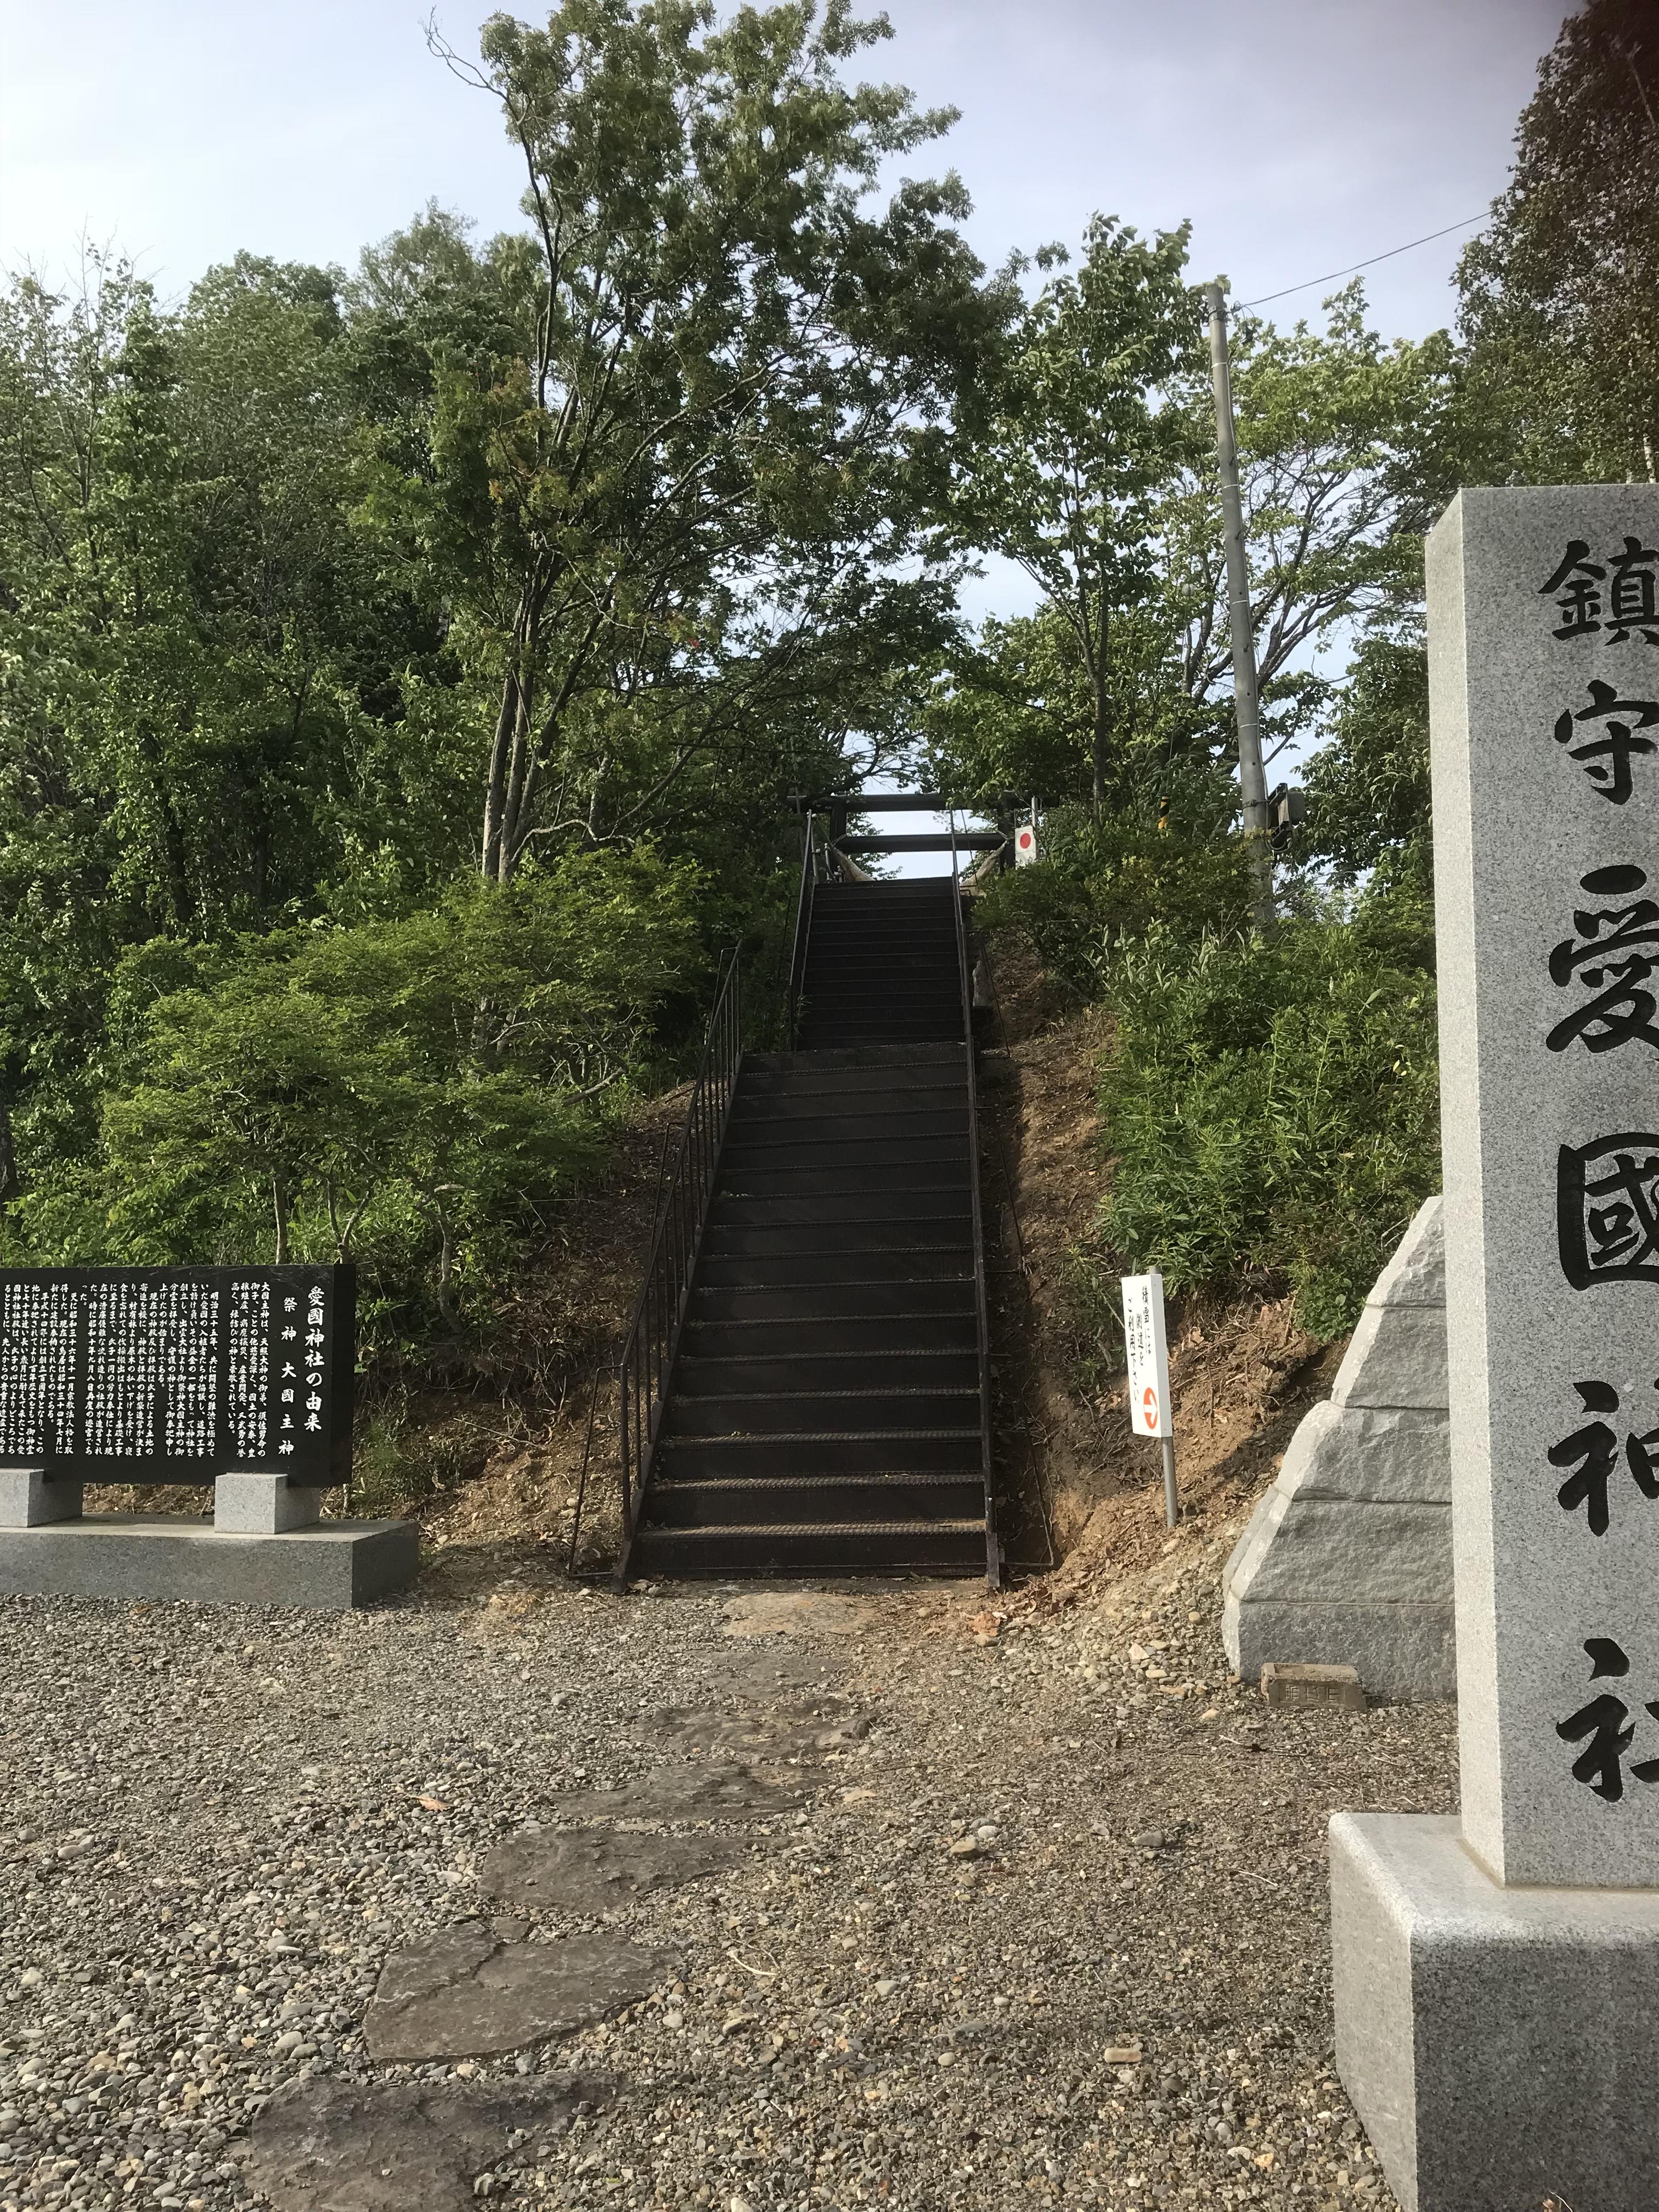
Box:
[1238,213,1492,309]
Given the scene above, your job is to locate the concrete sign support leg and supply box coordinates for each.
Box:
[214,1471,323,1535]
[1330,486,1659,2210]
[0,1470,83,1527]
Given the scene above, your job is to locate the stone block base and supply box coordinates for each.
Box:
[1225,1594,1455,1700]
[0,1512,418,1611]
[215,1471,323,1534]
[1331,1811,1659,2211]
[0,1470,84,1527]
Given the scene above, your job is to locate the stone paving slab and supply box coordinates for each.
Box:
[0,1513,418,1610]
[645,1698,873,1760]
[543,1762,808,1822]
[483,1826,759,1912]
[362,1928,682,2063]
[245,2073,611,2212]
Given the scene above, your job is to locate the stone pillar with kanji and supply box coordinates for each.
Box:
[1330,486,1659,2212]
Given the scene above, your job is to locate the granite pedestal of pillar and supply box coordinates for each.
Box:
[1333,1815,1659,2212]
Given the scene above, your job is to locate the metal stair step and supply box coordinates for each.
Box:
[731,1092,963,1124]
[796,1029,965,1049]
[695,1251,972,1289]
[680,1314,979,1358]
[673,1348,979,1395]
[744,1043,966,1071]
[688,1278,975,1320]
[663,1386,980,1436]
[656,1429,983,1475]
[716,1168,970,1201]
[645,1473,985,1527]
[721,1139,969,1173]
[627,1519,987,1575]
[708,1191,971,1226]
[702,1223,973,1259]
[725,1108,965,1145]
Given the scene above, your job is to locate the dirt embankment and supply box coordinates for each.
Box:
[976,937,1345,1597]
[402,1082,696,1584]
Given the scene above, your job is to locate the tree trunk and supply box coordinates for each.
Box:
[481,667,523,883]
[1091,678,1110,825]
[436,1216,457,1321]
[0,1086,15,1211]
[270,1170,290,1266]
[498,705,537,884]
[134,719,192,932]
[1090,592,1112,825]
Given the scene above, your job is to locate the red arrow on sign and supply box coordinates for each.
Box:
[1142,1385,1158,1428]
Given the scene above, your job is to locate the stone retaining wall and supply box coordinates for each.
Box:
[1221,1196,1454,1700]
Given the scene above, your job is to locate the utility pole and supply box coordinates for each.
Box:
[1206,280,1274,934]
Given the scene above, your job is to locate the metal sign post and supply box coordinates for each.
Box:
[1121,1269,1178,1528]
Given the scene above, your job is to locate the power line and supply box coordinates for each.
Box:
[1238,213,1491,309]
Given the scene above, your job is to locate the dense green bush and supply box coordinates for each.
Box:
[4,849,706,1348]
[1082,895,1440,1338]
[975,806,1254,998]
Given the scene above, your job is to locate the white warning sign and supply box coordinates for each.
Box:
[1121,1271,1171,1439]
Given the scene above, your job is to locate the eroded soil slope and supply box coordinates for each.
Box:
[977,942,1345,1588]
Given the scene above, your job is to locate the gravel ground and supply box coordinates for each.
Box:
[0,1539,1457,2212]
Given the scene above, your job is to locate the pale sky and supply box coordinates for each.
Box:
[0,0,1569,836]
[2,0,1564,334]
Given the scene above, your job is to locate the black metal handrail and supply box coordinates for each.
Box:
[608,951,743,1581]
[786,810,821,1047]
[950,819,1002,1589]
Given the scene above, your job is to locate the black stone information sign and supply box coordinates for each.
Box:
[0,1266,354,1485]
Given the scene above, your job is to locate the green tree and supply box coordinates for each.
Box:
[17,850,703,1322]
[0,252,452,1218]
[1458,0,1659,484]
[1157,287,1454,775]
[945,215,1201,817]
[924,600,1227,825]
[935,277,1452,826]
[371,0,1005,883]
[1300,628,1432,894]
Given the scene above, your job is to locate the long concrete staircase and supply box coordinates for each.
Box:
[620,874,998,1582]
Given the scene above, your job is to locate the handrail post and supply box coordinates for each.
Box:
[950,817,1001,1591]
